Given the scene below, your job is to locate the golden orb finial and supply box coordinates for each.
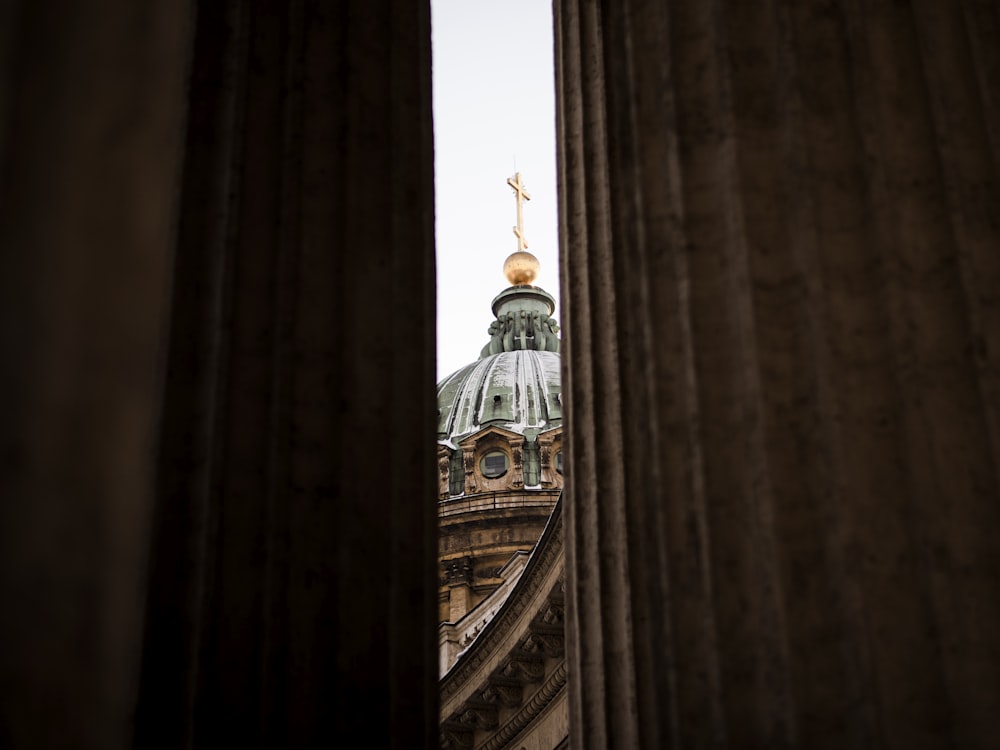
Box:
[503,250,540,286]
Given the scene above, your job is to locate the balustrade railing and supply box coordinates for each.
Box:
[438,490,560,518]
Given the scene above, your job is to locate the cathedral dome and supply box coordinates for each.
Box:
[436,349,562,445]
[436,272,562,446]
[435,174,565,663]
[434,173,564,490]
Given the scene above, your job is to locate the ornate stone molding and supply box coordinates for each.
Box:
[457,706,498,731]
[440,498,564,704]
[499,655,545,683]
[480,681,523,709]
[438,490,560,519]
[440,729,473,750]
[537,428,563,489]
[440,499,568,750]
[478,662,568,750]
[438,445,453,499]
[521,631,564,658]
[444,557,473,587]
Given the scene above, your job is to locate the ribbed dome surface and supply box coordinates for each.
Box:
[437,350,562,445]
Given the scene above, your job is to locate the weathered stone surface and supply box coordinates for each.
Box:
[556,1,1000,748]
[0,1,437,748]
[440,501,568,750]
[133,2,438,747]
[0,3,190,747]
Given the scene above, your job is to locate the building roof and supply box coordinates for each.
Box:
[436,278,562,446]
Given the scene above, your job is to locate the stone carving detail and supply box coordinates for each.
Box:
[459,706,498,730]
[459,622,484,648]
[521,632,564,658]
[445,557,474,587]
[480,309,561,357]
[461,429,527,494]
[481,682,523,708]
[536,431,563,489]
[502,313,514,352]
[462,446,477,494]
[478,663,568,750]
[438,448,452,499]
[440,729,473,750]
[541,602,564,627]
[484,319,502,356]
[501,656,545,683]
[538,444,551,483]
[441,505,564,703]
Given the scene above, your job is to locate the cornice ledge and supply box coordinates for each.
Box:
[479,661,568,750]
[441,496,564,703]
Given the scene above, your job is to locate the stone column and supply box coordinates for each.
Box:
[132,2,438,748]
[555,0,1000,747]
[0,3,190,748]
[0,1,438,748]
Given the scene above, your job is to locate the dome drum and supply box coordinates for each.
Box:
[436,280,564,501]
[436,425,563,500]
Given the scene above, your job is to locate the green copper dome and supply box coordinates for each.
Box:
[437,282,562,446]
[437,349,562,445]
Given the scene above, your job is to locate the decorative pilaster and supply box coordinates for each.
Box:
[463,445,478,495]
[511,445,524,489]
[537,432,562,489]
[438,446,453,499]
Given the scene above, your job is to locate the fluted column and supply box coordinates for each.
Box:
[0,1,438,748]
[133,1,438,748]
[555,1,1000,747]
[0,3,190,748]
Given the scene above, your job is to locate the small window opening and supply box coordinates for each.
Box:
[481,450,509,478]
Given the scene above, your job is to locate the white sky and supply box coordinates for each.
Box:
[431,0,559,382]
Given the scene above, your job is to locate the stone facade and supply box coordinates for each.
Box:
[436,280,564,628]
[438,493,560,625]
[440,501,568,750]
[435,267,569,748]
[436,272,565,631]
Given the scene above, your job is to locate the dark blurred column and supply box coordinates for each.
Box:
[0,0,438,747]
[555,0,1000,747]
[132,1,438,748]
[0,2,190,748]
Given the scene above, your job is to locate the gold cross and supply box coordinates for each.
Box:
[507,172,531,251]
